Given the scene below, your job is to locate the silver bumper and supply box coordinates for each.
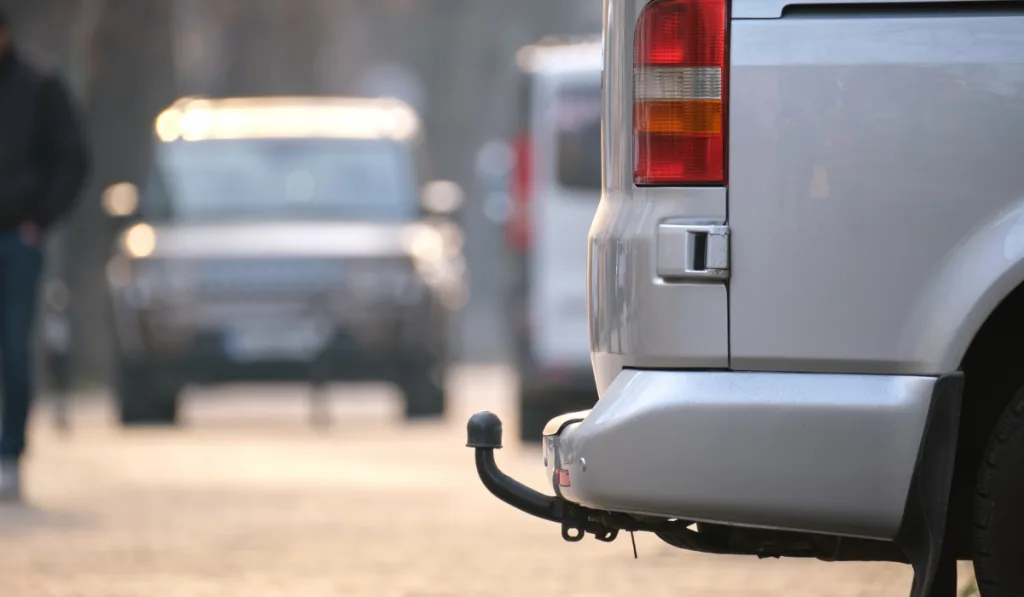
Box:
[542,369,940,541]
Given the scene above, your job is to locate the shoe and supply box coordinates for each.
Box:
[0,459,21,503]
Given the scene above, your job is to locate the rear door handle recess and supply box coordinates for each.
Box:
[656,223,730,281]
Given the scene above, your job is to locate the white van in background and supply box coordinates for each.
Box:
[505,37,602,442]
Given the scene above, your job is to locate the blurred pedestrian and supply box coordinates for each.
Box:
[0,9,89,502]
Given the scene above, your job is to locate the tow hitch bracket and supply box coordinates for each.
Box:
[467,411,720,545]
[467,411,620,543]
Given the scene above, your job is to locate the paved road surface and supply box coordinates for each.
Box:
[0,366,975,596]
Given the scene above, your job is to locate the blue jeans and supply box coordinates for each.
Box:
[0,232,43,460]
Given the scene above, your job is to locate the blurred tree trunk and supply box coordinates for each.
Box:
[172,0,229,96]
[219,0,330,97]
[66,0,178,383]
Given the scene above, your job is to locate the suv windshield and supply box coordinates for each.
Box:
[142,137,418,223]
[555,81,601,192]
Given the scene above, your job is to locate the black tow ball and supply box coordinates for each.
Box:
[466,411,618,544]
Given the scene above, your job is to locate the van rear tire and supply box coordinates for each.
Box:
[973,387,1024,597]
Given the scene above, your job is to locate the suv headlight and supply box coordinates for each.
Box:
[432,219,465,257]
[402,223,446,265]
[121,223,158,259]
[402,221,466,276]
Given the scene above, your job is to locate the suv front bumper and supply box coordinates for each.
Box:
[112,287,446,363]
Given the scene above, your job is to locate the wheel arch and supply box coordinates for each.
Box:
[901,199,1024,373]
[944,241,1024,557]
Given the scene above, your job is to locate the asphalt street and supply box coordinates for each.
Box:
[0,365,976,597]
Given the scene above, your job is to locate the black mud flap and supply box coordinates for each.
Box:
[894,373,964,597]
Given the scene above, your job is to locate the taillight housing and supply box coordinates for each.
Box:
[633,0,728,186]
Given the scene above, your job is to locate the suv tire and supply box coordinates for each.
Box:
[116,359,180,426]
[973,387,1024,597]
[519,392,560,444]
[400,358,445,420]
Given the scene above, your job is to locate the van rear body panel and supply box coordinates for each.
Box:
[731,0,1004,19]
[593,0,1024,384]
[590,0,730,394]
[728,10,1024,374]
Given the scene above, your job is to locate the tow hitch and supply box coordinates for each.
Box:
[465,412,715,548]
[465,412,729,550]
[466,411,620,543]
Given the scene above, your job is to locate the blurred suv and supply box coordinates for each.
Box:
[505,37,602,441]
[105,96,467,426]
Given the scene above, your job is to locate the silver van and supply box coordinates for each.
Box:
[106,96,466,426]
[505,38,602,441]
[469,2,1024,596]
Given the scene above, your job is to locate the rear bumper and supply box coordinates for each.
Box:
[541,369,948,541]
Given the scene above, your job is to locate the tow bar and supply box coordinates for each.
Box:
[466,410,719,547]
[465,411,736,550]
[466,411,621,543]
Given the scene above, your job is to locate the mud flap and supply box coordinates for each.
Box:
[894,373,964,597]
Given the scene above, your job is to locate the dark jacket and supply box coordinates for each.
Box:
[0,48,89,234]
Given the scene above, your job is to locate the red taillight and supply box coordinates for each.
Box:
[506,132,532,252]
[633,0,728,186]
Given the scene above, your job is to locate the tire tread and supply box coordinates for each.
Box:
[973,388,1024,597]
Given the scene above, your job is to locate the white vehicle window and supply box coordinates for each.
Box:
[555,82,601,192]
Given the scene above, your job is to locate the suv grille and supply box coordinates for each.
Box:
[197,258,342,296]
[194,256,414,299]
